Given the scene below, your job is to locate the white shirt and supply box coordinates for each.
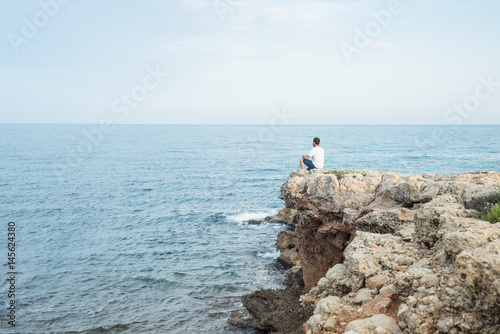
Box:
[308,146,325,168]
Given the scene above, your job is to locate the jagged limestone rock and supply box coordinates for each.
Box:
[272,170,500,334]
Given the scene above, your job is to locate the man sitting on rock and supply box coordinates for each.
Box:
[300,137,325,170]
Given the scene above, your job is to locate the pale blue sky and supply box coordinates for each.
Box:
[1,0,499,124]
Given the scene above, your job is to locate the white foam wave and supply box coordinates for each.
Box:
[227,209,278,224]
[257,249,280,259]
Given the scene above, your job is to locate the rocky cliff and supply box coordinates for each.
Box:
[232,169,500,334]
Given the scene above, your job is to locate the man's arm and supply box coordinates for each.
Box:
[304,148,316,160]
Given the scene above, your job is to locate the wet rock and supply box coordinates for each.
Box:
[227,307,266,330]
[283,265,304,288]
[246,219,263,225]
[265,207,298,225]
[242,286,311,334]
[277,230,298,249]
[276,230,300,268]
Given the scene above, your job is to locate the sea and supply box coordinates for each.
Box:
[0,125,499,333]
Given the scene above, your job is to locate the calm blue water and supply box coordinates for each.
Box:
[0,125,499,333]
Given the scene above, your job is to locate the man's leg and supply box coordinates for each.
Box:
[300,158,305,170]
[303,159,316,170]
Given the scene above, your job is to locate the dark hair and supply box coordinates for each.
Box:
[313,137,320,145]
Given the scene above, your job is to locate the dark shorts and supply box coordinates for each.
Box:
[303,159,316,170]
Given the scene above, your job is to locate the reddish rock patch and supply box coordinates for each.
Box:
[298,215,354,290]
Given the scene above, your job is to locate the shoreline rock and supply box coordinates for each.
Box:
[230,169,500,334]
[264,207,298,226]
[242,285,311,334]
[276,230,300,268]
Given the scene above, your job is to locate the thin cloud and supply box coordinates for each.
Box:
[372,41,398,50]
[183,0,209,8]
[283,53,314,59]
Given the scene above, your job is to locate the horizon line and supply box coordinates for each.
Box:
[0,123,499,126]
